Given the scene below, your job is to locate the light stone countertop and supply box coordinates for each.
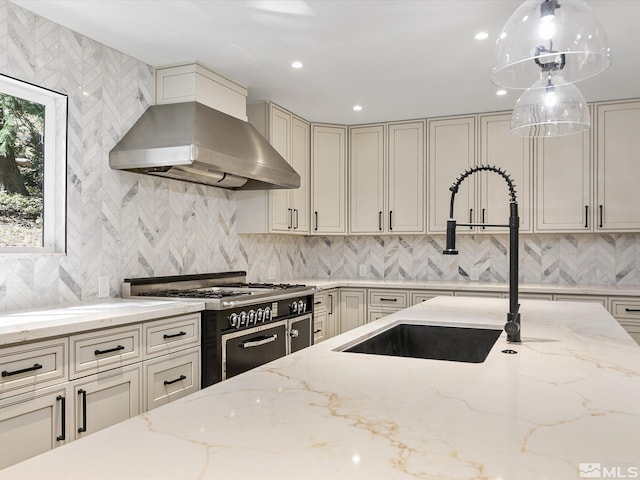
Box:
[2,296,639,479]
[0,299,205,346]
[292,277,640,297]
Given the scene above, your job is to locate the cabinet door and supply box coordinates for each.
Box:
[388,121,425,233]
[349,124,385,233]
[143,348,199,412]
[596,101,640,231]
[269,105,293,232]
[312,124,347,234]
[291,116,310,234]
[313,307,327,343]
[479,113,533,233]
[0,385,69,469]
[428,116,476,233]
[339,289,366,333]
[326,290,339,339]
[72,365,141,440]
[535,120,592,232]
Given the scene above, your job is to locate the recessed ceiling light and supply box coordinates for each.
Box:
[353,105,363,111]
[291,61,303,69]
[496,89,507,96]
[474,32,489,40]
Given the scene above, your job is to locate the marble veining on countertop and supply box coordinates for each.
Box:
[0,299,205,346]
[2,296,639,479]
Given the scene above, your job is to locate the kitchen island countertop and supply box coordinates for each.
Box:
[1,296,639,479]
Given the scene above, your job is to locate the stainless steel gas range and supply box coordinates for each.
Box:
[123,271,316,388]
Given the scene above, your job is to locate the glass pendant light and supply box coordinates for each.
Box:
[510,71,590,137]
[492,0,611,89]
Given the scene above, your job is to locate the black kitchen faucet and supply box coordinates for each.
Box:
[442,165,521,342]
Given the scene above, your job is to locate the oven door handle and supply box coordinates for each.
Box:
[239,334,278,349]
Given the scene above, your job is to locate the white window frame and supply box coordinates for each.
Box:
[0,74,67,254]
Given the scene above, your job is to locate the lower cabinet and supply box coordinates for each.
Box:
[143,347,199,411]
[313,289,340,342]
[367,289,408,322]
[339,289,366,333]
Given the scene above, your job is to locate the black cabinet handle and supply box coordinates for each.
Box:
[389,211,393,231]
[314,301,322,305]
[625,308,640,312]
[56,395,66,441]
[94,345,125,356]
[313,329,322,334]
[2,363,43,377]
[314,211,318,231]
[599,205,603,228]
[163,331,187,339]
[77,389,87,433]
[295,209,299,229]
[378,211,383,231]
[163,374,187,386]
[482,208,486,230]
[469,208,473,230]
[328,294,333,315]
[380,298,398,302]
[287,208,293,229]
[585,205,589,229]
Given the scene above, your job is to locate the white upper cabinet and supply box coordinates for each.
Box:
[349,121,425,234]
[349,125,385,233]
[479,113,533,233]
[596,100,640,231]
[312,124,347,234]
[237,103,310,234]
[535,113,593,232]
[427,116,476,233]
[387,121,425,233]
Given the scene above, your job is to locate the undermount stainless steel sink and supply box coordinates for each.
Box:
[341,323,502,363]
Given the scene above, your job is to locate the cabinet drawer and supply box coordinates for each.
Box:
[0,338,68,399]
[69,325,142,379]
[144,314,200,359]
[619,321,640,345]
[143,348,200,412]
[313,314,326,343]
[554,294,608,307]
[610,298,640,320]
[368,290,408,308]
[410,290,453,305]
[313,292,328,310]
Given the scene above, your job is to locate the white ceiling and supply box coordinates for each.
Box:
[12,0,640,124]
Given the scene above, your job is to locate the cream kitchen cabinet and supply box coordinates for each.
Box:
[312,124,348,234]
[367,288,408,322]
[478,113,533,233]
[313,289,339,341]
[237,103,310,234]
[427,115,477,233]
[349,121,425,234]
[410,289,453,305]
[595,100,640,231]
[534,112,593,232]
[339,288,366,333]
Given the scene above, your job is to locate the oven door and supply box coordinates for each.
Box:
[288,313,313,354]
[222,320,288,380]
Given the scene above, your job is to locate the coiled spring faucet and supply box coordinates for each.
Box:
[442,165,521,342]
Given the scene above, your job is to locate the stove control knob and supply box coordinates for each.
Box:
[297,300,306,313]
[256,309,264,322]
[290,302,298,314]
[264,307,272,321]
[248,310,256,325]
[229,313,239,328]
[239,311,248,327]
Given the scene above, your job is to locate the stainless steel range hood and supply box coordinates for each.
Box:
[109,102,300,190]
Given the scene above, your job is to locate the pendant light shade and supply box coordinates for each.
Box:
[492,0,611,89]
[510,72,590,137]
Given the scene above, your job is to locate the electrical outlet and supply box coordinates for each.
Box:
[267,266,277,280]
[470,268,479,281]
[98,276,110,298]
[359,265,369,277]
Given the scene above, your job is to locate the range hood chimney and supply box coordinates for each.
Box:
[109,63,300,190]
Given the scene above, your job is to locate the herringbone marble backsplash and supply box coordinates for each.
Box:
[0,1,638,314]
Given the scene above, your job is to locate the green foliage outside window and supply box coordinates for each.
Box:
[0,92,45,247]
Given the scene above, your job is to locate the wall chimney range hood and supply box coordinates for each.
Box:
[109,63,300,190]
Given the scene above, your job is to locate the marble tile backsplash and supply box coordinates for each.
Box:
[0,1,638,314]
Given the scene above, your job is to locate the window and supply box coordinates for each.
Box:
[0,74,67,253]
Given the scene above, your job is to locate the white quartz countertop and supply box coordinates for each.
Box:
[293,277,640,296]
[0,299,205,346]
[2,296,639,479]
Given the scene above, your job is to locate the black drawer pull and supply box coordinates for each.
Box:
[380,298,398,302]
[314,301,322,305]
[163,331,187,339]
[77,389,87,433]
[164,375,187,386]
[313,329,322,334]
[2,363,43,377]
[56,395,66,441]
[624,308,640,312]
[94,345,125,356]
